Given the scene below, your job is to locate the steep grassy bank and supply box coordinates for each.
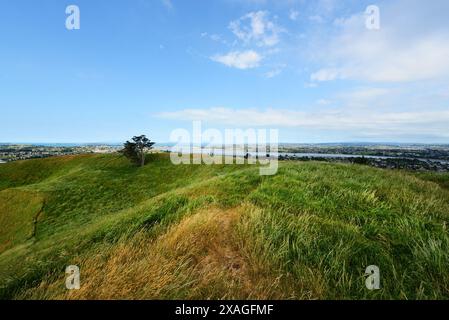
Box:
[0,154,448,299]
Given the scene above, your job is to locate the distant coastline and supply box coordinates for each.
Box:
[1,142,449,148]
[2,142,449,171]
[0,143,123,147]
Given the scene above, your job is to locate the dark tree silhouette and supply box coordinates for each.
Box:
[121,135,155,167]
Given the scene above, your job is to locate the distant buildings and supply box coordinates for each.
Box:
[278,154,449,172]
[0,144,121,163]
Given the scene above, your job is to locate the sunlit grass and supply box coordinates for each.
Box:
[0,153,448,299]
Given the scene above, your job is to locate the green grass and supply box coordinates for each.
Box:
[0,153,448,299]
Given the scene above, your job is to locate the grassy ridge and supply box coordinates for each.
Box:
[0,153,448,299]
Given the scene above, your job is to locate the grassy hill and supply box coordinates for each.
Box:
[0,153,448,299]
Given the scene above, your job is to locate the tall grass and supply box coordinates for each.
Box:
[0,154,448,299]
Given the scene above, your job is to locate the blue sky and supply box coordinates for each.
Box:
[1,0,448,143]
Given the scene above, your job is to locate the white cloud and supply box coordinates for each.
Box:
[158,107,449,138]
[201,32,226,43]
[311,68,339,81]
[318,0,337,13]
[309,15,324,24]
[317,99,331,105]
[339,87,390,101]
[289,10,299,21]
[211,50,262,69]
[229,11,284,47]
[265,64,286,78]
[311,2,449,83]
[265,69,282,78]
[210,34,221,42]
[161,0,173,9]
[209,11,284,70]
[318,36,449,83]
[304,82,318,88]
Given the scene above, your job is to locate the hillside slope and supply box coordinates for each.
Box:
[0,153,448,299]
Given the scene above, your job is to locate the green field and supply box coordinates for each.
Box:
[0,153,448,299]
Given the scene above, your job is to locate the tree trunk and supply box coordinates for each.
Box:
[140,151,145,167]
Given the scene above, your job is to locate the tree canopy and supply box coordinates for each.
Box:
[121,135,155,167]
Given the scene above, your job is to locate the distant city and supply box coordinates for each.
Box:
[1,142,449,172]
[0,144,121,163]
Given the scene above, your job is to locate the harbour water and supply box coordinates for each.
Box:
[176,148,449,165]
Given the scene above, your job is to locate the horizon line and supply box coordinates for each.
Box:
[1,141,449,146]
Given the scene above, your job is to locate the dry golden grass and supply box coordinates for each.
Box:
[22,205,299,300]
[71,206,249,300]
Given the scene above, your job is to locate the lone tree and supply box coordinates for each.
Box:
[121,135,155,167]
